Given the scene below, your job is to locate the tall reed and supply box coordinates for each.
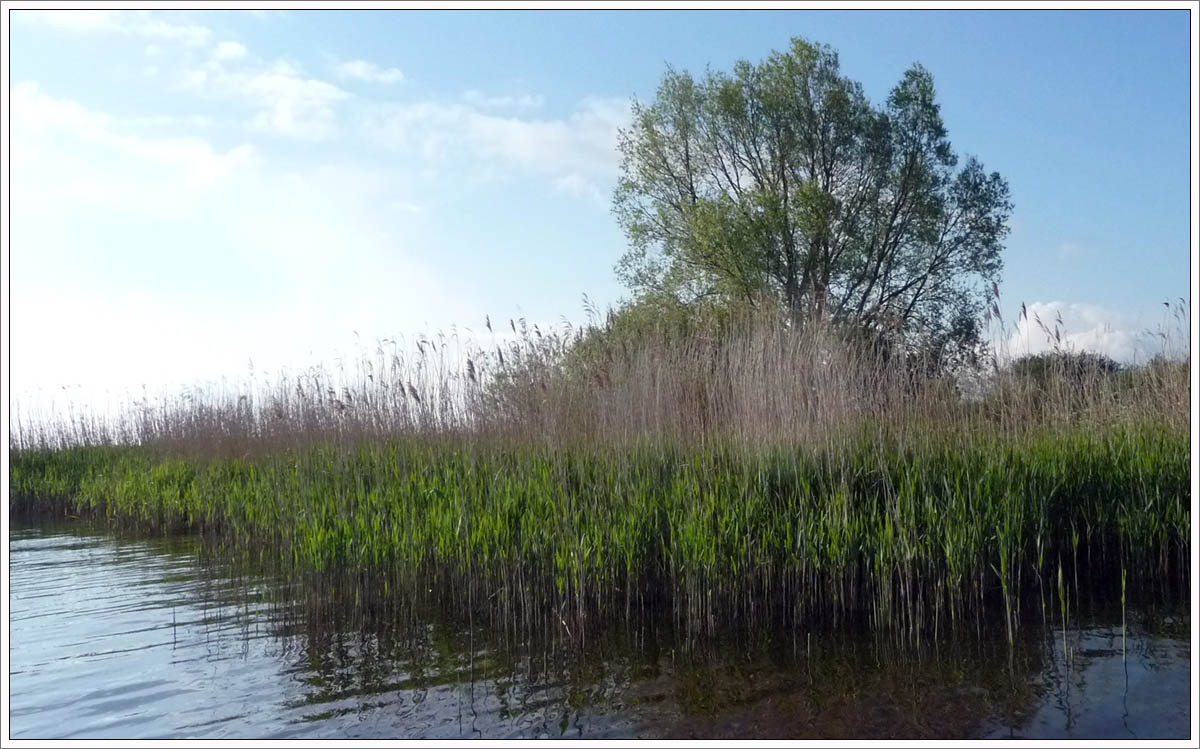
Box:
[9,303,1190,645]
[11,303,1188,455]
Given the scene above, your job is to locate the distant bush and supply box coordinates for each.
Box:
[1008,351,1123,389]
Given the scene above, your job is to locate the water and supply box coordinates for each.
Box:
[7,522,1192,740]
[979,623,1192,739]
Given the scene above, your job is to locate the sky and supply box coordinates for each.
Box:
[5,7,1195,416]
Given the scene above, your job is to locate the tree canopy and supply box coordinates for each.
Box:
[613,38,1012,359]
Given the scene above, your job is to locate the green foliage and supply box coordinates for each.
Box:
[613,37,1012,356]
[998,350,1127,421]
[557,293,762,387]
[1008,350,1123,388]
[10,425,1189,640]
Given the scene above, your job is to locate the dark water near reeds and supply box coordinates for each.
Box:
[8,522,1193,740]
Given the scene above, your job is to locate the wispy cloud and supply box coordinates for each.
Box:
[30,13,351,141]
[11,85,461,404]
[186,56,351,141]
[362,95,630,196]
[336,59,406,85]
[554,173,607,204]
[22,10,212,47]
[462,90,545,113]
[213,40,248,62]
[12,81,256,186]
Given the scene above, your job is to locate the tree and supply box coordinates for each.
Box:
[613,38,1012,356]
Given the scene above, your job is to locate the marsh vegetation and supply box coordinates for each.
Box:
[8,34,1191,738]
[11,301,1190,655]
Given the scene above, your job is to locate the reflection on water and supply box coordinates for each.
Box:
[7,522,1191,740]
[7,524,678,740]
[981,621,1191,740]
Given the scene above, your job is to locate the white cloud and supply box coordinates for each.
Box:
[362,95,631,195]
[336,59,406,84]
[124,113,217,129]
[136,17,212,47]
[244,69,349,140]
[996,301,1177,364]
[23,10,211,47]
[12,81,256,186]
[213,40,248,61]
[462,90,545,112]
[11,86,464,412]
[185,57,351,140]
[23,9,120,31]
[472,96,630,178]
[554,173,606,204]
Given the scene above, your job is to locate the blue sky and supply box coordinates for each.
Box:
[6,8,1194,411]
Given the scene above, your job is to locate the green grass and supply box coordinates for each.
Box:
[11,422,1188,643]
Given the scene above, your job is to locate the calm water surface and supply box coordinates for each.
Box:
[8,523,1192,740]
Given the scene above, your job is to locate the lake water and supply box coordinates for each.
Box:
[7,522,1193,740]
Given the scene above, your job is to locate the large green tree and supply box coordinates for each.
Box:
[613,38,1012,355]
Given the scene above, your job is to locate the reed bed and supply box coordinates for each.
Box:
[9,305,1191,645]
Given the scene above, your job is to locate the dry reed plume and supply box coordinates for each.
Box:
[11,299,1188,457]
